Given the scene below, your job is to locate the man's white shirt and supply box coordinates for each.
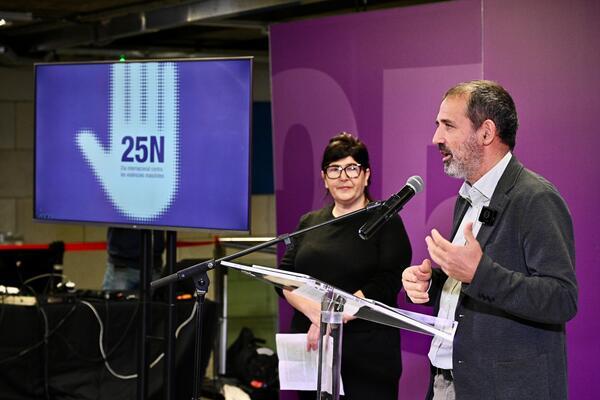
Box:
[428,152,512,369]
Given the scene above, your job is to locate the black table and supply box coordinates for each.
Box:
[0,296,217,400]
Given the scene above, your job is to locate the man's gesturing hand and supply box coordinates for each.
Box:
[425,222,482,283]
[402,259,432,304]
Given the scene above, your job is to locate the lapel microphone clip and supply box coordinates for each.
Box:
[479,206,497,226]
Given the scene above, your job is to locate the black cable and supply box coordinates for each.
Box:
[0,298,141,366]
[53,332,105,364]
[50,299,141,363]
[38,306,50,400]
[22,282,51,400]
[0,335,45,365]
[1,268,64,400]
[96,298,141,360]
[9,271,58,400]
[0,302,78,365]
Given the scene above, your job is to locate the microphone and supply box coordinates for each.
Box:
[358,175,424,240]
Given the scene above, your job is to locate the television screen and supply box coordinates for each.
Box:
[34,57,252,231]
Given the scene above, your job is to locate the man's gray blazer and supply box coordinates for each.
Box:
[426,156,578,400]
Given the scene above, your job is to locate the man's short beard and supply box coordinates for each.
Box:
[444,160,463,178]
[443,132,482,180]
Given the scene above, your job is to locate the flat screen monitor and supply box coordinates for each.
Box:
[34,57,252,231]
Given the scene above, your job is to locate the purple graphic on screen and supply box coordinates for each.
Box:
[35,58,252,230]
[76,62,180,222]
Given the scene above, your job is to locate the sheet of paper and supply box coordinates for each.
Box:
[275,333,344,394]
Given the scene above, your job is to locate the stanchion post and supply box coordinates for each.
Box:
[316,289,345,400]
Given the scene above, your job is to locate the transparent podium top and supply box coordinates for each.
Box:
[220,260,457,342]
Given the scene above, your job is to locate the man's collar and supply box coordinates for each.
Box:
[459,152,512,205]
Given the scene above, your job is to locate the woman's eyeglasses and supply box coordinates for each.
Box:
[324,163,362,179]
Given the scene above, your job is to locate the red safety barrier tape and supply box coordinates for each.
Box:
[0,243,52,251]
[0,239,217,252]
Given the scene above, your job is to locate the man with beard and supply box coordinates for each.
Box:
[402,80,578,400]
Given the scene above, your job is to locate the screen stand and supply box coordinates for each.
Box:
[164,230,178,400]
[316,289,345,400]
[137,229,153,400]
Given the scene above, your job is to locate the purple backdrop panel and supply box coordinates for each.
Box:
[382,63,481,399]
[272,68,359,219]
[271,0,482,231]
[382,64,482,280]
[272,0,599,397]
[271,1,482,399]
[483,0,600,397]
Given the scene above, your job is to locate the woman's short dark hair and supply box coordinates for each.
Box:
[445,80,519,150]
[321,132,372,199]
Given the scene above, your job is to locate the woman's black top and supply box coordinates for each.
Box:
[279,203,412,399]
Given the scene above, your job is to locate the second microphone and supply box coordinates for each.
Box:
[358,175,424,240]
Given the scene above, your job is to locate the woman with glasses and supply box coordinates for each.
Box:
[279,132,412,400]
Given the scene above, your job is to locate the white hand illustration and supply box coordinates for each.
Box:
[76,62,179,221]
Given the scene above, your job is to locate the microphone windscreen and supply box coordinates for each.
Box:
[406,175,424,193]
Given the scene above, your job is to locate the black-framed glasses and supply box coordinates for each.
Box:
[324,163,362,179]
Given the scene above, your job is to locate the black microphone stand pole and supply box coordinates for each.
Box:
[150,201,382,400]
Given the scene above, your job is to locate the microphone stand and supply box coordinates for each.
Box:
[150,201,382,400]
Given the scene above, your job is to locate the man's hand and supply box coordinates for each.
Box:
[402,259,432,303]
[425,222,482,283]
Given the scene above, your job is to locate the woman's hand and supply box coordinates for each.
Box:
[342,313,357,323]
[283,289,322,326]
[306,323,320,351]
[342,289,364,323]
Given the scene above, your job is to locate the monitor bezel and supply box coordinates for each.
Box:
[33,56,253,232]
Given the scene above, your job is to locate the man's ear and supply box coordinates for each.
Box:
[481,119,497,145]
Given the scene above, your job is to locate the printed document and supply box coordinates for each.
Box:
[276,333,344,394]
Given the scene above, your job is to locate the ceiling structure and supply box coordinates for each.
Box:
[0,0,444,66]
